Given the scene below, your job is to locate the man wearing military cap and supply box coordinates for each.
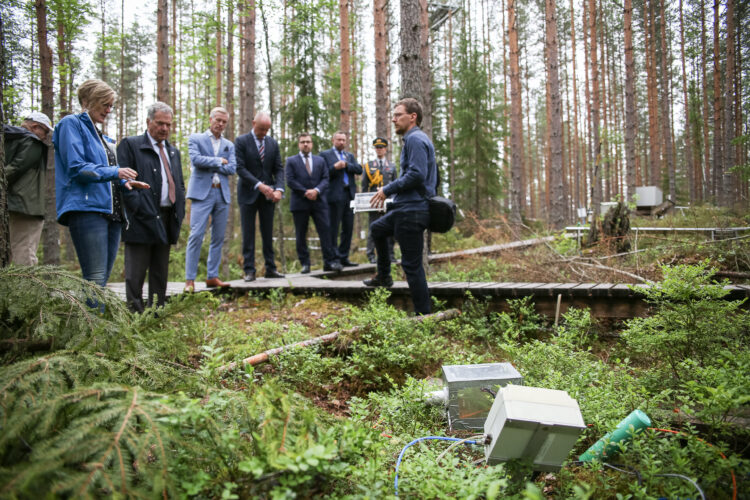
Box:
[361,137,397,263]
[4,112,54,265]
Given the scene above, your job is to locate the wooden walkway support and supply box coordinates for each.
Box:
[107,272,750,320]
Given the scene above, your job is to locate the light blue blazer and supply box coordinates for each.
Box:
[186,132,236,203]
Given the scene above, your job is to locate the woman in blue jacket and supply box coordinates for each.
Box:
[53,79,140,287]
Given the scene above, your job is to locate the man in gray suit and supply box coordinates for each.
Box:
[183,107,236,292]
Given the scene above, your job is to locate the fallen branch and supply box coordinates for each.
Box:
[218,308,461,374]
[563,257,654,284]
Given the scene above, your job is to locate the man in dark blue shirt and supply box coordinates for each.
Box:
[365,98,437,314]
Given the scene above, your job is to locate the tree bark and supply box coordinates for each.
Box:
[156,0,170,104]
[569,0,582,211]
[711,0,722,203]
[240,0,256,133]
[546,0,564,228]
[658,0,675,201]
[644,0,660,187]
[624,0,637,202]
[36,0,59,265]
[721,0,736,206]
[374,0,389,140]
[399,0,422,102]
[700,0,710,201]
[508,0,524,224]
[678,0,695,203]
[586,0,602,245]
[418,0,432,138]
[339,0,351,135]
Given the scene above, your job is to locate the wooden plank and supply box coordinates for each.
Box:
[591,283,616,297]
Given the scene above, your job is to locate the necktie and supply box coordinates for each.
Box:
[304,155,312,176]
[259,140,265,162]
[379,159,383,170]
[339,150,348,186]
[157,142,176,204]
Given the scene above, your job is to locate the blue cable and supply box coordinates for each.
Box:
[394,436,479,496]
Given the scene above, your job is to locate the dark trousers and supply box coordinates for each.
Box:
[366,211,395,263]
[328,198,354,260]
[240,198,276,273]
[371,208,431,314]
[292,204,338,267]
[124,240,171,313]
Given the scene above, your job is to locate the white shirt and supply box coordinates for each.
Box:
[147,131,171,207]
[207,130,222,185]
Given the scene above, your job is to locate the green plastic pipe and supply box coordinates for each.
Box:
[579,409,651,462]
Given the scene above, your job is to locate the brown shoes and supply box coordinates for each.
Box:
[205,277,230,288]
[183,280,195,293]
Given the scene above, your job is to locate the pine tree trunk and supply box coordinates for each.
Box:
[587,0,602,244]
[36,0,59,265]
[215,2,222,106]
[56,14,67,115]
[399,0,422,101]
[339,0,351,135]
[241,0,256,132]
[546,0,564,228]
[222,1,236,278]
[418,0,432,139]
[659,0,675,201]
[508,0,524,224]
[678,0,695,204]
[644,0,660,187]
[374,0,389,140]
[447,11,455,193]
[624,0,637,202]
[569,0,582,212]
[721,0,736,206]
[700,0,710,201]
[711,0,722,203]
[156,0,170,104]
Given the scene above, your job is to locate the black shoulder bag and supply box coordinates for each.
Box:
[422,166,456,233]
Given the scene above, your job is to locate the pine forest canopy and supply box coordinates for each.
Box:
[1,0,748,225]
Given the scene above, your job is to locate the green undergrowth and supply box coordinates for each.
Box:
[1,263,748,498]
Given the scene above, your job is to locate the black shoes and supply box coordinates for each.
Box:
[363,275,393,287]
[265,270,285,278]
[300,265,311,274]
[323,263,343,272]
[243,271,256,282]
[340,259,358,267]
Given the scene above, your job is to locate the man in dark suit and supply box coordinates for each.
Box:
[118,102,186,313]
[362,137,398,263]
[320,131,362,267]
[286,133,342,274]
[235,112,284,281]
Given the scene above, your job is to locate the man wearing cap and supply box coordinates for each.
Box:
[321,131,362,267]
[361,137,397,264]
[4,112,53,265]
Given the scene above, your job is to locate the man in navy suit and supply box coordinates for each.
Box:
[183,107,236,292]
[286,134,342,274]
[320,131,362,267]
[235,112,285,281]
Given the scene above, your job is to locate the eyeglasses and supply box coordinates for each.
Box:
[375,145,386,149]
[103,103,114,110]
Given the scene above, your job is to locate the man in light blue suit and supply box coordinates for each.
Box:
[184,107,236,292]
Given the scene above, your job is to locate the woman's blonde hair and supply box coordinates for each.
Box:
[77,79,116,110]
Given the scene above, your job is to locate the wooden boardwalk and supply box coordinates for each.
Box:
[107,262,750,319]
